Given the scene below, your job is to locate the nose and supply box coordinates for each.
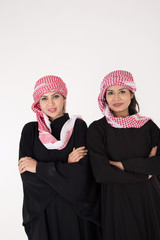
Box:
[48,98,55,106]
[114,92,120,101]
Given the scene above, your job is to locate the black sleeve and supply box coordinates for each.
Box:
[19,122,55,191]
[19,122,57,225]
[122,120,160,175]
[87,121,148,184]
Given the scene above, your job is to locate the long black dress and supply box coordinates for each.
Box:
[87,117,160,240]
[19,114,101,240]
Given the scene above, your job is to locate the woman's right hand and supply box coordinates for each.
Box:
[148,146,157,157]
[68,146,88,163]
[148,146,157,179]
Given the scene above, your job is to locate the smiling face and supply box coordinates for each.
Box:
[105,85,134,117]
[39,92,65,121]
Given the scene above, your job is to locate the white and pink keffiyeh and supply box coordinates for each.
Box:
[104,105,150,128]
[98,70,150,128]
[31,75,81,150]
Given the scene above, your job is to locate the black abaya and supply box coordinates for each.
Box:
[87,117,160,240]
[19,114,101,240]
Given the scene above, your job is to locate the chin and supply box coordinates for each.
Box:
[112,108,124,113]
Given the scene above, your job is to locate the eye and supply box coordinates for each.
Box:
[53,94,59,99]
[41,97,48,101]
[119,90,126,94]
[107,91,114,95]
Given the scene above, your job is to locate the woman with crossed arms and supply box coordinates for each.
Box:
[87,70,160,240]
[19,75,100,240]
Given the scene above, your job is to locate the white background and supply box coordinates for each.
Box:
[0,0,160,239]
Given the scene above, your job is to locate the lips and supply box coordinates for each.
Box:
[48,108,57,113]
[113,103,123,107]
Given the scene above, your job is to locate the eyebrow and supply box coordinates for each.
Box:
[106,88,127,91]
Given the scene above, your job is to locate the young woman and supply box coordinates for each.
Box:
[87,70,160,240]
[18,75,100,240]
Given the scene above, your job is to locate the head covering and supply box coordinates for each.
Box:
[31,75,81,150]
[98,70,150,128]
[32,75,67,109]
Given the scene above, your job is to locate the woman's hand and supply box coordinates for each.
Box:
[148,146,157,157]
[68,146,88,163]
[109,161,124,170]
[18,157,37,174]
[148,146,157,179]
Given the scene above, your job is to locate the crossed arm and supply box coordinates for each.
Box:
[109,146,157,179]
[18,146,88,174]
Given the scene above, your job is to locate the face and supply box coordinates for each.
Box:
[105,85,133,117]
[39,92,65,121]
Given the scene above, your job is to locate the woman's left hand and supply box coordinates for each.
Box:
[109,161,124,170]
[18,157,37,174]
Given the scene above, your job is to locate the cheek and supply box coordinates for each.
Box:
[105,95,112,105]
[58,99,65,109]
[63,100,66,107]
[39,101,45,108]
[128,98,132,105]
[39,101,48,113]
[125,95,132,105]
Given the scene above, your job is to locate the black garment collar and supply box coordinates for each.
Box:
[50,113,69,140]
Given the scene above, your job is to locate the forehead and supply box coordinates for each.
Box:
[107,85,128,91]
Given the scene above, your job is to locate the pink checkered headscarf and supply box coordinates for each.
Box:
[31,75,81,150]
[98,70,150,128]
